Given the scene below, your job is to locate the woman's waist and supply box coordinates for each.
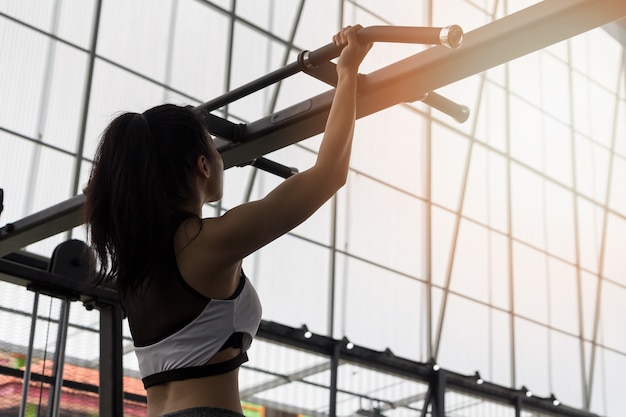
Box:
[147,367,242,417]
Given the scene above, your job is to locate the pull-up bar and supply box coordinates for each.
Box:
[197,25,468,122]
[196,25,469,178]
[304,25,464,65]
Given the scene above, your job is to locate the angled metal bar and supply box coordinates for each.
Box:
[0,195,85,257]
[267,0,306,114]
[1,0,624,259]
[566,37,590,408]
[70,0,103,203]
[431,71,486,360]
[586,28,625,408]
[377,392,429,413]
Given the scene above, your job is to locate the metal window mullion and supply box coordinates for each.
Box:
[587,38,625,410]
[267,0,305,114]
[68,0,103,239]
[503,0,517,388]
[474,0,500,386]
[566,37,591,409]
[23,0,62,217]
[328,195,338,337]
[537,51,555,396]
[423,0,434,364]
[222,0,237,119]
[163,0,179,100]
[431,72,486,361]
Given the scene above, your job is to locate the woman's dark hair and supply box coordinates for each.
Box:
[84,104,214,292]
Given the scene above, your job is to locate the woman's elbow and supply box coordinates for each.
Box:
[310,162,349,194]
[328,167,349,191]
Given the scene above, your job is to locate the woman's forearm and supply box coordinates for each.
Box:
[314,70,358,183]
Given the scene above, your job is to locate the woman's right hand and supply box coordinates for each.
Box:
[333,24,372,75]
[190,25,372,271]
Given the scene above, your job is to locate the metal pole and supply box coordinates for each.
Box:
[18,292,40,417]
[432,369,446,417]
[329,342,340,417]
[328,196,338,337]
[49,300,71,417]
[515,395,522,417]
[99,303,124,417]
[424,0,433,364]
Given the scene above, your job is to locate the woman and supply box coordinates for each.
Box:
[85,25,371,417]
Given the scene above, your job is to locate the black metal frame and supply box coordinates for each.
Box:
[0,250,601,417]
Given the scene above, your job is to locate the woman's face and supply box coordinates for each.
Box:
[205,135,224,203]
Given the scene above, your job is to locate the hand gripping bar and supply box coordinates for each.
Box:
[302,25,464,68]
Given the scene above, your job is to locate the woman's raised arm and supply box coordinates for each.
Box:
[200,25,372,267]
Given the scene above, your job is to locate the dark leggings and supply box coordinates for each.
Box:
[159,407,246,417]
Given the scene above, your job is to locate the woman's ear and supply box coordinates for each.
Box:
[197,155,211,178]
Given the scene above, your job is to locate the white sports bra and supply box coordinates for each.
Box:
[119,212,262,389]
[135,273,262,388]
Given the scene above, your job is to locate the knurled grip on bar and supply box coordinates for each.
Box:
[302,25,464,69]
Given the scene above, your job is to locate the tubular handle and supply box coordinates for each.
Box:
[249,157,299,178]
[197,25,464,113]
[303,25,464,68]
[422,92,470,123]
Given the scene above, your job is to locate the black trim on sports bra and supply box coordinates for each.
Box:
[219,332,243,351]
[142,351,249,389]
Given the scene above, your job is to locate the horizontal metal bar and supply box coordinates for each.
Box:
[0,256,118,307]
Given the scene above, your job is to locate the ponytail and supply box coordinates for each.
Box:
[85,104,214,292]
